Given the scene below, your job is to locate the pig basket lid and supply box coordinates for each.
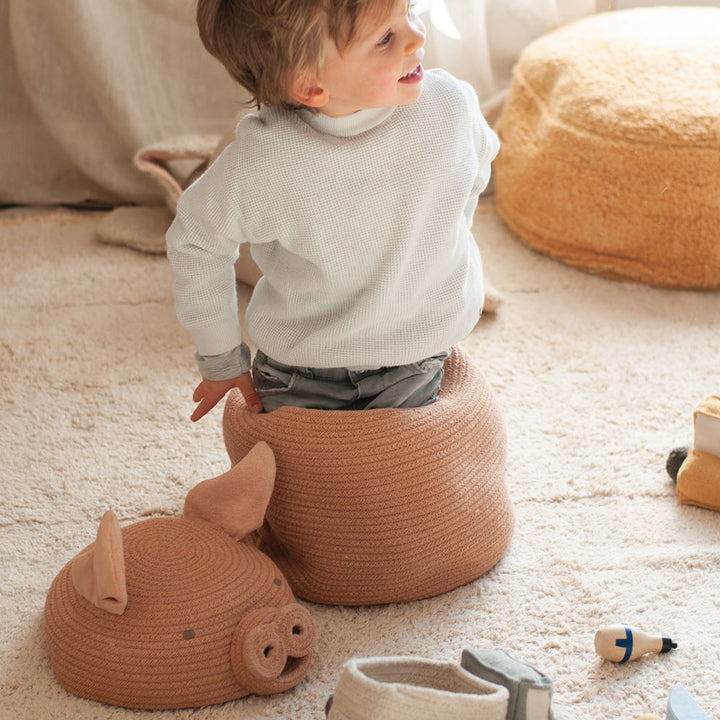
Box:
[44,443,316,709]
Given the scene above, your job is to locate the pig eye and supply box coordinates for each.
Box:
[230,604,315,695]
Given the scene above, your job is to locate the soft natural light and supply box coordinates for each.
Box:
[415,0,462,38]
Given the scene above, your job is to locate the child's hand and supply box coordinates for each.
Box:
[191,372,263,421]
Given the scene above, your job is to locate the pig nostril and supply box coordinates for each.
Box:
[230,605,316,695]
[278,605,315,656]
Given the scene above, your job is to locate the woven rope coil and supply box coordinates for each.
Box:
[224,345,514,605]
[44,516,315,709]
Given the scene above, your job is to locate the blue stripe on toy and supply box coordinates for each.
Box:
[614,625,633,663]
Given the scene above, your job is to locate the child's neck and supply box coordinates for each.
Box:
[299,105,396,137]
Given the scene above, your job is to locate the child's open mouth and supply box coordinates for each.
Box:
[398,64,424,84]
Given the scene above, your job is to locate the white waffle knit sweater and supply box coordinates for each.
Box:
[167,69,499,378]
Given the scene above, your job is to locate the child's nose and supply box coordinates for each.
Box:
[405,16,426,53]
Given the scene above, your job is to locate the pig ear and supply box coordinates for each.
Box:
[184,441,276,540]
[70,510,128,615]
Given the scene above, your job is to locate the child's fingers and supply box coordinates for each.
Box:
[237,373,263,413]
[192,379,212,403]
[190,383,224,421]
[191,393,220,422]
[190,375,256,420]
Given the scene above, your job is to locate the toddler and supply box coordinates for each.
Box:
[167,0,499,420]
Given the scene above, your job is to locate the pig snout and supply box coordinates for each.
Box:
[230,603,315,695]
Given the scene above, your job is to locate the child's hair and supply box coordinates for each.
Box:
[197,0,396,107]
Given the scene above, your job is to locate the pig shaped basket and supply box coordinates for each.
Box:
[224,345,515,606]
[44,443,316,710]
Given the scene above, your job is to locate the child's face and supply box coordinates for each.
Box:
[312,1,426,117]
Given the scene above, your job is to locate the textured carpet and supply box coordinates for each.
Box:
[1,201,719,719]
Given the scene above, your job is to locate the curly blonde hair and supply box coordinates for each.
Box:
[197,0,397,108]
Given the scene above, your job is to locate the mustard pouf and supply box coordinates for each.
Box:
[494,7,720,289]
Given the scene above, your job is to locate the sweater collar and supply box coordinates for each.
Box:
[298,105,396,137]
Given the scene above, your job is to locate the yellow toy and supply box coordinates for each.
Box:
[667,396,720,512]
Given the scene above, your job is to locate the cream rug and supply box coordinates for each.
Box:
[1,201,719,720]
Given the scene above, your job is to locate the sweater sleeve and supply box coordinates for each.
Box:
[450,75,499,226]
[166,143,250,378]
[463,80,500,196]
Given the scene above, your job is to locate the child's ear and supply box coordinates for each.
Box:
[289,71,328,109]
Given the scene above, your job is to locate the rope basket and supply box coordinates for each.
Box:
[224,345,514,605]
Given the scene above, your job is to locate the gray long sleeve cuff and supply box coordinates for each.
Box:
[195,343,252,381]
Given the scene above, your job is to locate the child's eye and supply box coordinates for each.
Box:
[377,31,394,47]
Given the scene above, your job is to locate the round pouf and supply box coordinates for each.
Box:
[494,7,720,289]
[223,345,514,606]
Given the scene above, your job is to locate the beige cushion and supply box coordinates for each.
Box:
[493,7,720,289]
[223,346,514,606]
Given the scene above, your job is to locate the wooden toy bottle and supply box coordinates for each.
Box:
[594,624,677,663]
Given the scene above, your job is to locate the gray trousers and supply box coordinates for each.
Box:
[252,349,450,412]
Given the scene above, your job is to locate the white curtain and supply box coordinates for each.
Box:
[420,0,597,120]
[1,0,246,205]
[1,0,596,206]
